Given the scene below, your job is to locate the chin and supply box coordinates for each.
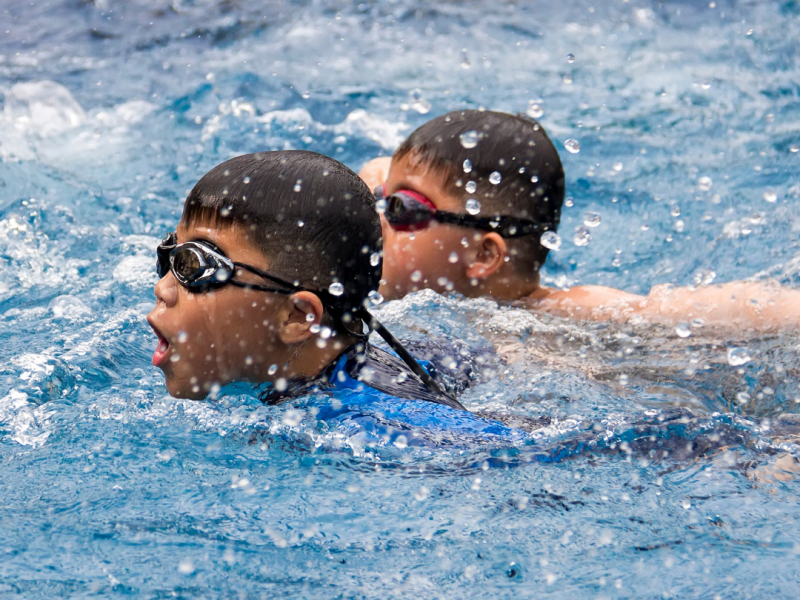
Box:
[164,377,208,400]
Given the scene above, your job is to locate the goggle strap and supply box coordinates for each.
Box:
[358,309,466,411]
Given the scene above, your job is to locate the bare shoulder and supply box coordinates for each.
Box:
[358,157,392,191]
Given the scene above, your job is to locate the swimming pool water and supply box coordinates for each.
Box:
[2,0,800,597]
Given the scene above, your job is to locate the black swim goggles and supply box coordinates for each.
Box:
[156,231,301,295]
[375,186,555,238]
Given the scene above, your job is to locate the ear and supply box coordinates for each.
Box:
[278,291,325,345]
[465,233,507,281]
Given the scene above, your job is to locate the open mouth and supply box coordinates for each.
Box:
[150,324,171,367]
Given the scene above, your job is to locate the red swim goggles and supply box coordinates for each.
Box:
[374,184,555,239]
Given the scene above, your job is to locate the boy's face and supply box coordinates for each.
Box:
[147,221,288,399]
[380,154,480,300]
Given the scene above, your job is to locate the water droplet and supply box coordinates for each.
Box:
[410,270,422,282]
[177,331,188,343]
[465,181,477,194]
[790,145,799,153]
[670,205,681,217]
[540,231,562,251]
[562,74,573,85]
[243,176,251,184]
[461,237,469,248]
[370,252,381,267]
[674,219,685,233]
[448,252,459,264]
[460,130,479,149]
[409,88,431,114]
[530,175,539,183]
[375,198,387,214]
[735,392,750,405]
[368,290,383,306]
[692,269,716,286]
[297,220,305,227]
[697,176,713,191]
[564,139,581,154]
[573,226,591,246]
[489,171,502,185]
[293,179,302,192]
[460,49,471,69]
[763,189,778,203]
[583,212,601,228]
[465,198,481,215]
[526,100,544,119]
[328,282,344,296]
[414,486,429,501]
[612,162,623,172]
[275,378,288,392]
[727,347,752,366]
[681,499,692,510]
[283,409,302,426]
[675,323,692,338]
[463,159,473,174]
[567,53,575,63]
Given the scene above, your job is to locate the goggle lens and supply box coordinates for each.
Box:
[385,194,434,231]
[171,247,205,282]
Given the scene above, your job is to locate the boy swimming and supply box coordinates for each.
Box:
[147,150,465,411]
[360,110,800,330]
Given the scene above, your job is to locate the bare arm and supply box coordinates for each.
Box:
[358,157,392,192]
[528,281,800,330]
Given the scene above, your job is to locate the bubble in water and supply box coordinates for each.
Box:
[583,212,601,228]
[692,268,716,286]
[368,290,384,306]
[727,347,752,366]
[489,171,502,185]
[375,198,387,214]
[370,252,381,267]
[465,181,477,194]
[697,176,713,191]
[675,323,692,338]
[540,231,562,251]
[465,199,481,215]
[463,159,473,173]
[573,226,591,246]
[564,139,581,154]
[448,251,459,263]
[763,189,778,203]
[567,53,575,63]
[670,205,681,217]
[613,162,623,172]
[460,130,479,149]
[409,88,431,114]
[526,100,544,119]
[328,282,345,296]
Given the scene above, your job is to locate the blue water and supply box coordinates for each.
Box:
[2,0,800,597]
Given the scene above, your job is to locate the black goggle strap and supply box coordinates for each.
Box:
[357,308,466,411]
[432,211,556,239]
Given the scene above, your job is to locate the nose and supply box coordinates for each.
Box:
[154,272,178,307]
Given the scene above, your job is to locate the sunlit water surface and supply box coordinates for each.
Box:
[2,0,800,597]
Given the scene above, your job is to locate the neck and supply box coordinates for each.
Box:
[278,335,356,382]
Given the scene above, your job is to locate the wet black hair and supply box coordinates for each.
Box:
[394,110,565,275]
[181,150,381,321]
